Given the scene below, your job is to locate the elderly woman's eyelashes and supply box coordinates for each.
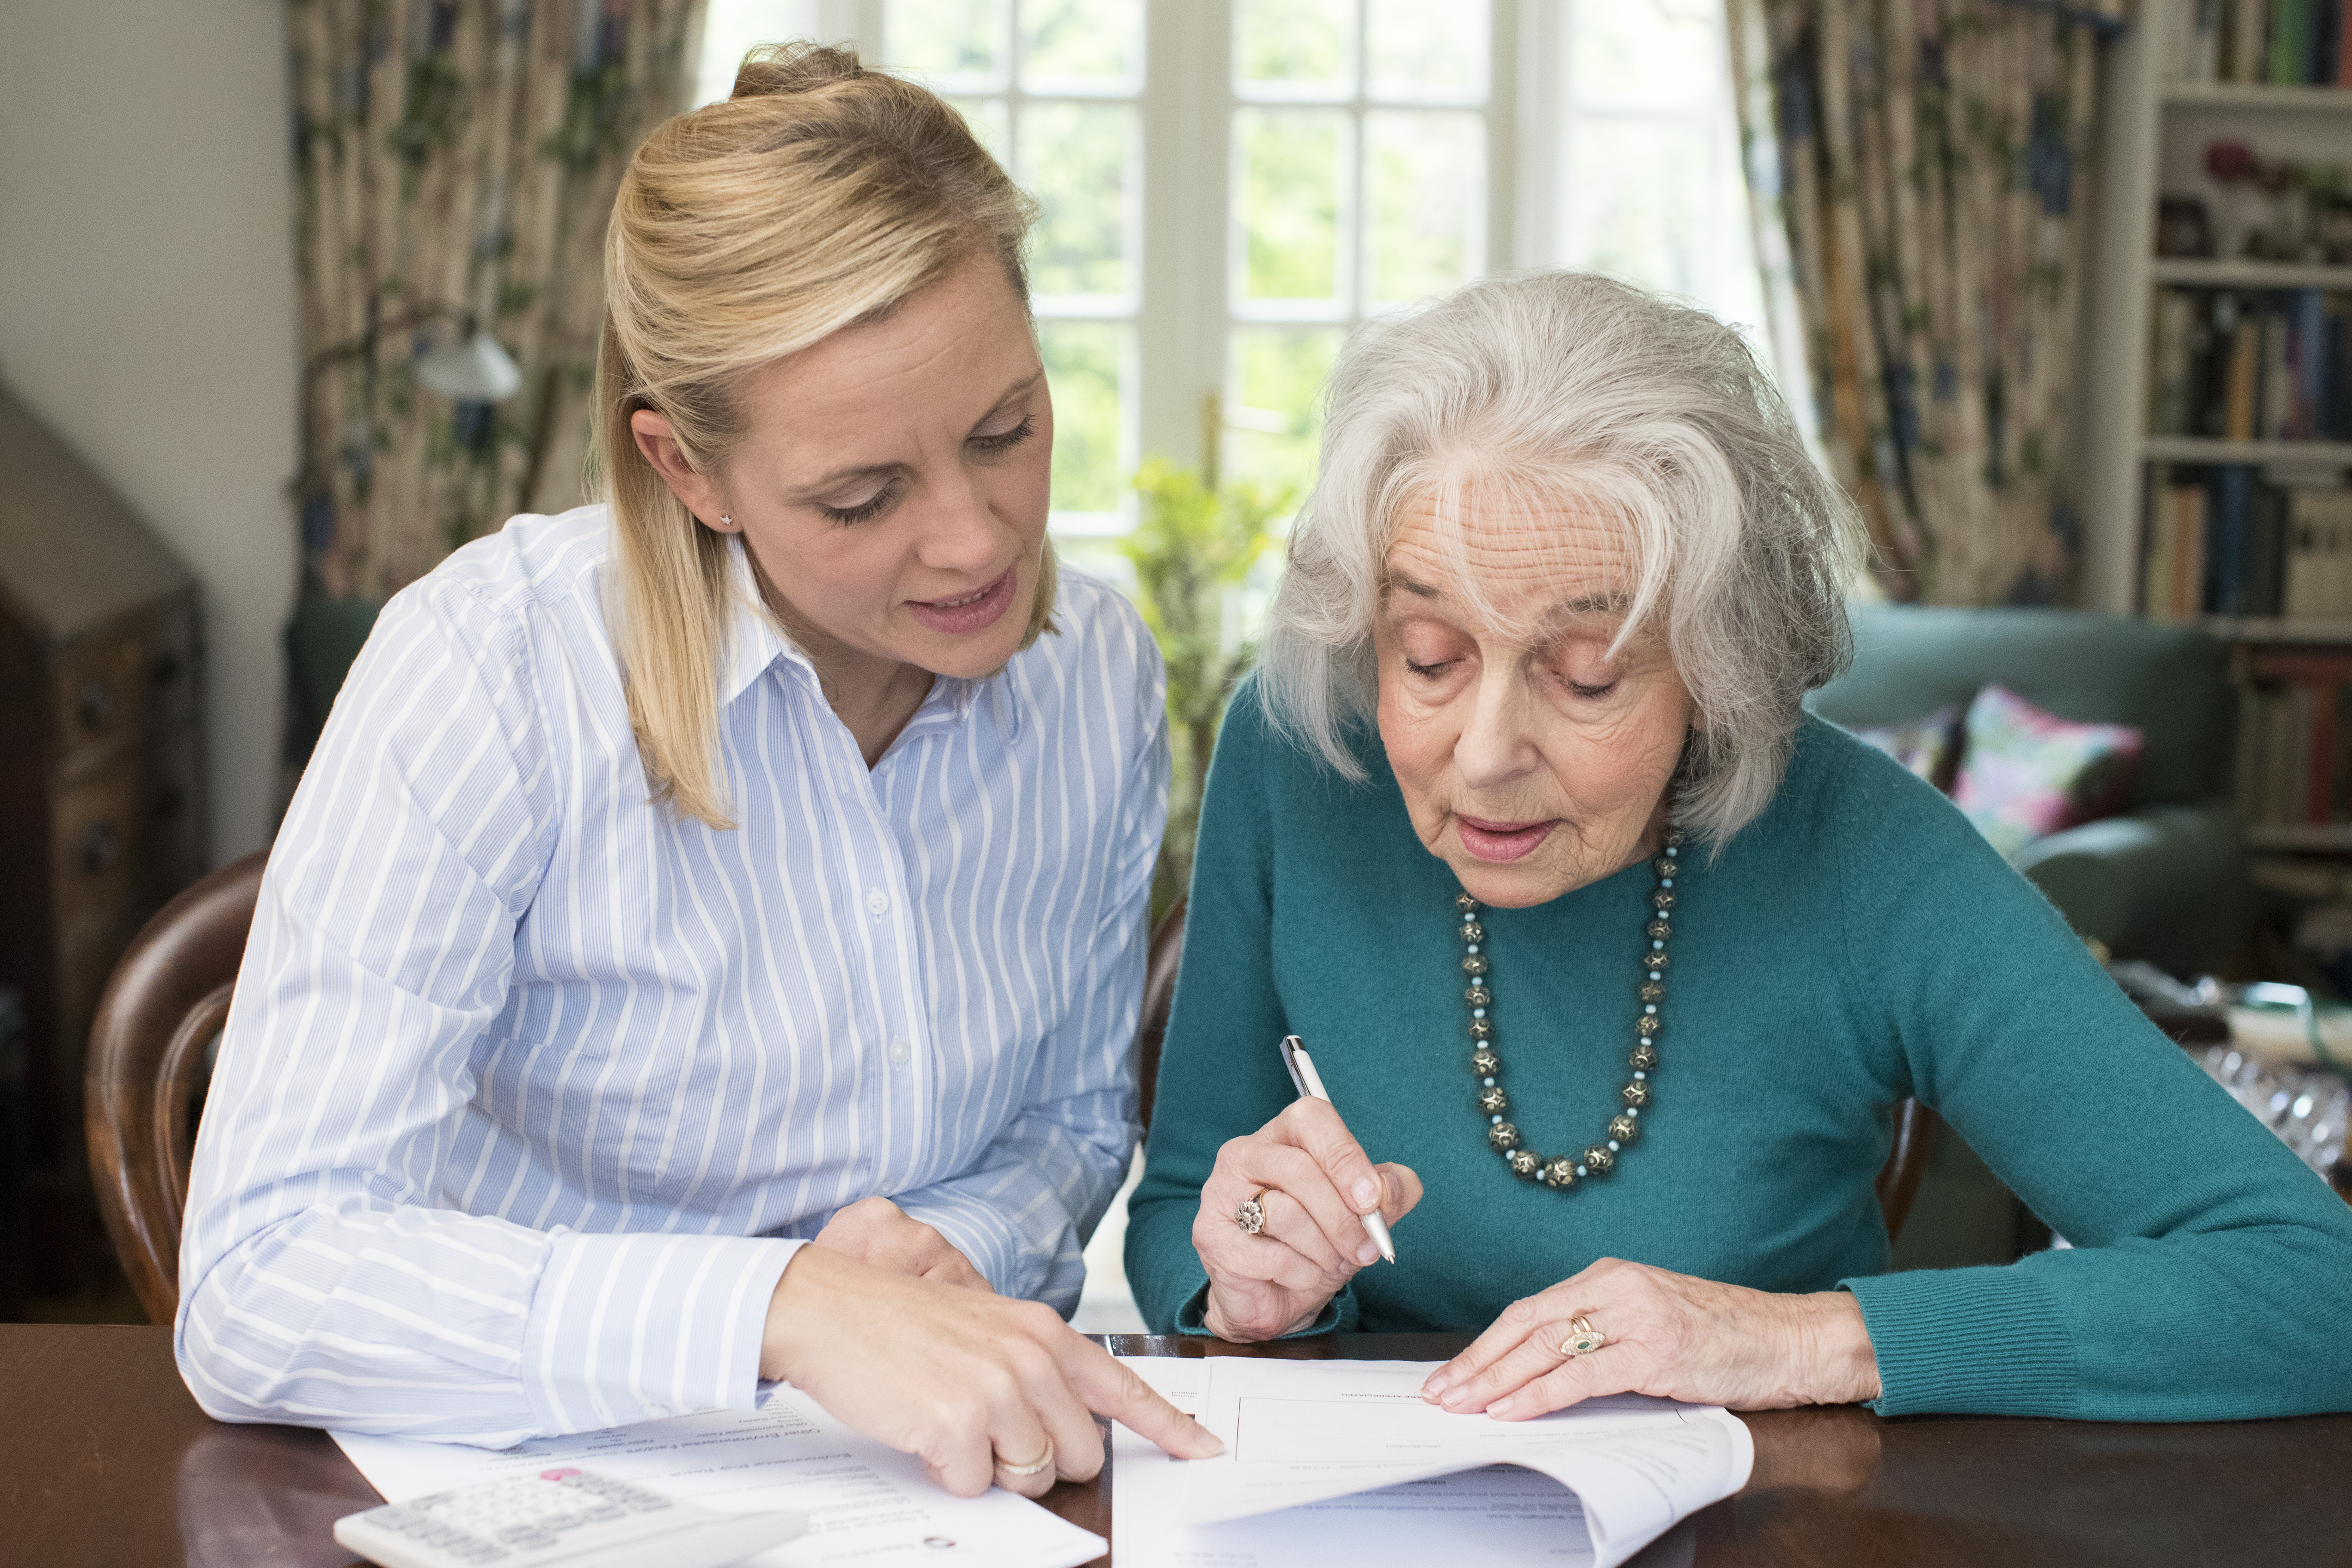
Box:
[1399,653,1620,702]
[814,414,1039,524]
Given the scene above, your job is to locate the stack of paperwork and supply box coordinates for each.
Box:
[328,1355,1750,1567]
[1115,1356,1752,1567]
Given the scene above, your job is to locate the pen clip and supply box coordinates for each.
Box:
[1277,1035,1308,1097]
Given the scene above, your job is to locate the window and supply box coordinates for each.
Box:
[885,1,1145,538]
[1222,0,1503,500]
[694,2,1784,554]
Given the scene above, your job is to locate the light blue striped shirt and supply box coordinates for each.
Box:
[177,505,1166,1446]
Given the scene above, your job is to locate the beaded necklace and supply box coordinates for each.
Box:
[1458,826,1681,1189]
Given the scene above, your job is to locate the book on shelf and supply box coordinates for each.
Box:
[2235,648,2352,827]
[2143,463,2352,618]
[2166,0,2352,83]
[2147,286,2352,442]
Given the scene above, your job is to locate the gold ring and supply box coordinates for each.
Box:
[1234,1189,1270,1235]
[995,1440,1055,1478]
[1559,1314,1606,1357]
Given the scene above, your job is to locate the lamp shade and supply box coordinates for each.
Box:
[415,330,523,402]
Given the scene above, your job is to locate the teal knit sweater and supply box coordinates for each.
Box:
[1125,683,2352,1420]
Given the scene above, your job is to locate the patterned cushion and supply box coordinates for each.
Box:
[1952,684,2145,860]
[1850,703,1966,794]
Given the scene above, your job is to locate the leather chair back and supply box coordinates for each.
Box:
[85,852,267,1325]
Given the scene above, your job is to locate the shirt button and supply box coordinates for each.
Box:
[888,1038,911,1066]
[866,888,890,916]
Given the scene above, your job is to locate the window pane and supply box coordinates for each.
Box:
[1234,0,1354,95]
[1559,117,1715,296]
[1364,110,1482,306]
[694,0,819,105]
[1225,327,1344,501]
[1022,0,1140,88]
[887,0,1006,83]
[1234,109,1347,304]
[1042,321,1132,515]
[1020,102,1135,300]
[951,97,1009,161]
[1365,0,1487,101]
[1571,0,1717,109]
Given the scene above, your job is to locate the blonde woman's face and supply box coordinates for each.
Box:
[670,248,1054,683]
[1373,494,1693,909]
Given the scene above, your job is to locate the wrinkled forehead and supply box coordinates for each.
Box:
[1378,485,1642,642]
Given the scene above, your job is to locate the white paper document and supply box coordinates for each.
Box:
[331,1383,1105,1568]
[1113,1357,1749,1568]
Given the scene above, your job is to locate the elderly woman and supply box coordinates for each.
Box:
[1125,272,2352,1422]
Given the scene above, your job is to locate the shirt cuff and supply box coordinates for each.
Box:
[1172,1279,1356,1338]
[522,1231,799,1435]
[1842,1265,2077,1417]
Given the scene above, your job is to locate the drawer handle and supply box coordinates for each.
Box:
[151,650,185,687]
[80,821,119,874]
[78,680,113,730]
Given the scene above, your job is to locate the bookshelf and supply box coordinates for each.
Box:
[2079,3,2352,617]
[2078,0,2352,851]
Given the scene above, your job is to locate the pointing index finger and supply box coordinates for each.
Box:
[1062,1341,1226,1460]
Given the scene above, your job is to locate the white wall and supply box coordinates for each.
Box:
[0,0,300,864]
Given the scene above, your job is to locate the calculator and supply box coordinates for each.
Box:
[333,1467,808,1568]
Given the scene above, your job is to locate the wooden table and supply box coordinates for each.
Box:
[9,1323,2352,1567]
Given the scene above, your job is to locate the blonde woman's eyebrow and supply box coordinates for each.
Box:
[789,458,902,500]
[971,372,1044,428]
[785,374,1046,500]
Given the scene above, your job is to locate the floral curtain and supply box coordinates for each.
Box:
[288,0,702,606]
[1726,0,2125,604]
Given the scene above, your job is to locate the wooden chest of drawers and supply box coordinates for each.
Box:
[0,386,208,1288]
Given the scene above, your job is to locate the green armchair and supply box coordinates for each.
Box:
[1808,603,2252,981]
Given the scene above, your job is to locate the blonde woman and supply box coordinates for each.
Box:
[176,45,1218,1493]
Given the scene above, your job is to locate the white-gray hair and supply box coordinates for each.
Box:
[1257,270,1866,848]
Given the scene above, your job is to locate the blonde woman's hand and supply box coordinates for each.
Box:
[761,1247,1223,1497]
[1193,1098,1422,1342]
[1418,1258,1881,1419]
[811,1196,990,1290]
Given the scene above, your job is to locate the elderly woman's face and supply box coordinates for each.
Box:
[1374,494,1694,909]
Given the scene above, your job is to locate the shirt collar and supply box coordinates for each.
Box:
[714,536,1025,744]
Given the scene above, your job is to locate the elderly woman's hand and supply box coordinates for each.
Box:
[1194,1098,1423,1341]
[1419,1257,1881,1417]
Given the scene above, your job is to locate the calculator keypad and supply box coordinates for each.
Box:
[358,1469,682,1564]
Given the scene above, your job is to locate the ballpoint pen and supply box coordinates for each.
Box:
[1277,1034,1397,1265]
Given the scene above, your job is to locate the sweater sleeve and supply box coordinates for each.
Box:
[1125,686,1361,1336]
[1826,742,2352,1421]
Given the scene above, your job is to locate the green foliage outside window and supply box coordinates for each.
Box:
[1119,459,1289,913]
